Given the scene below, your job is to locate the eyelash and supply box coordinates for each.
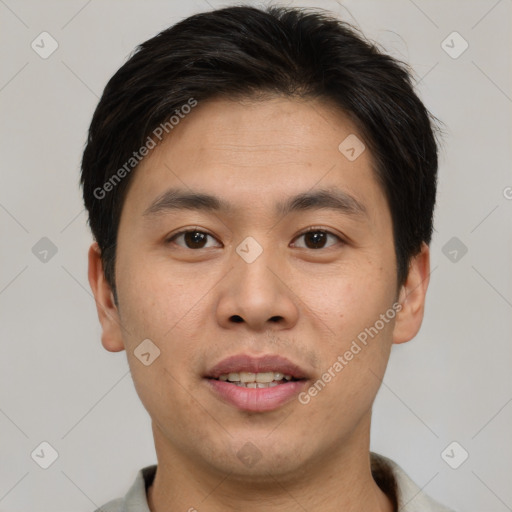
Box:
[166,227,344,250]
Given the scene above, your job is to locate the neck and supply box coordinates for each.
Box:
[147,415,394,512]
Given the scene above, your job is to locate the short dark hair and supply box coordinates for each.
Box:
[81,5,439,298]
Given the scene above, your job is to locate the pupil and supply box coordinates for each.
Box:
[185,231,206,248]
[183,231,326,249]
[306,231,326,249]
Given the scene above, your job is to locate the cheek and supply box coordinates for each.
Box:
[115,251,203,342]
[128,357,210,453]
[115,253,212,386]
[301,315,395,438]
[304,257,397,341]
[301,256,397,405]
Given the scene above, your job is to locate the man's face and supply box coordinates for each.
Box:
[95,96,422,478]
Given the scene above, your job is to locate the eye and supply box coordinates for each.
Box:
[167,229,222,249]
[166,227,342,250]
[291,228,343,249]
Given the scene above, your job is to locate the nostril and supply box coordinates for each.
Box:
[230,315,244,323]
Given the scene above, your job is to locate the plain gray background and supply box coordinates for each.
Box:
[1,0,511,511]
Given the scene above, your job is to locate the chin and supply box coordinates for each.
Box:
[197,432,315,481]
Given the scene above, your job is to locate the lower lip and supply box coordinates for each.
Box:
[206,379,307,412]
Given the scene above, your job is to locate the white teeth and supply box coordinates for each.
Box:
[233,381,279,388]
[256,372,274,383]
[218,371,294,385]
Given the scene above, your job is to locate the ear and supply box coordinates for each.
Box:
[392,242,431,345]
[87,242,125,352]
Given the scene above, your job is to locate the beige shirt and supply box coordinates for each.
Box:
[95,452,456,511]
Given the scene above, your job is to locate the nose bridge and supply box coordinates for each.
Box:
[215,232,299,330]
[235,234,267,267]
[232,234,279,299]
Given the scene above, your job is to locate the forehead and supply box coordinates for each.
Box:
[121,96,388,224]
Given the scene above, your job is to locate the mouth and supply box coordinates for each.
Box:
[216,371,297,388]
[204,354,309,412]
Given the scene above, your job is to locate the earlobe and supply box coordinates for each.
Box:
[87,242,125,352]
[392,242,431,345]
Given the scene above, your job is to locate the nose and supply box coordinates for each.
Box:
[215,240,299,332]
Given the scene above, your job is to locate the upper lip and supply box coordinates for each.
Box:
[206,354,309,380]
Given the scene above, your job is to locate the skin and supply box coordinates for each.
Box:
[88,96,430,512]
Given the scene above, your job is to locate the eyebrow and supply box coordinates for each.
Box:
[143,187,368,219]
